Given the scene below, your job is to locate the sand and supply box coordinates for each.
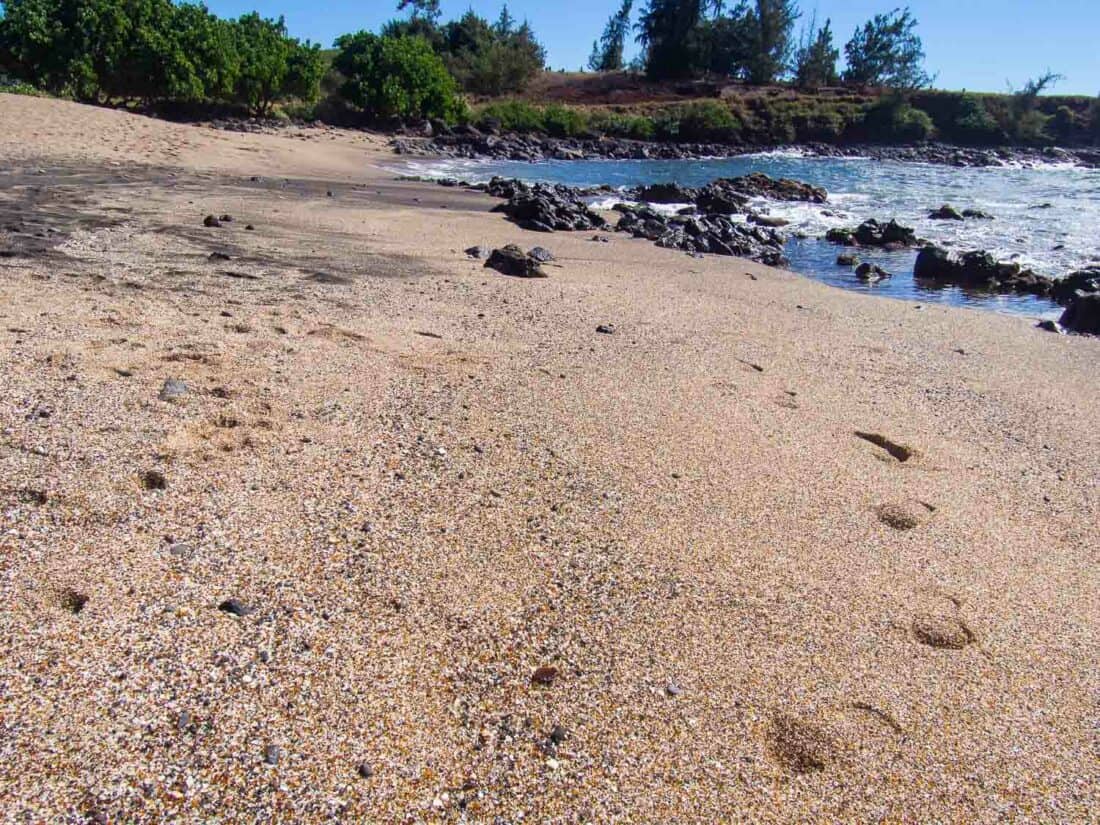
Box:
[1,93,1097,823]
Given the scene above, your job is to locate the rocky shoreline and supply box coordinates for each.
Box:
[394,129,1100,169]
[440,171,1100,334]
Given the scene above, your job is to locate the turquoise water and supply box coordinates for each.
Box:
[400,151,1100,318]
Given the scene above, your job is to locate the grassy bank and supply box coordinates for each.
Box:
[459,82,1100,147]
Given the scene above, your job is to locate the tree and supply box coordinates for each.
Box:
[397,0,441,24]
[588,0,633,72]
[744,0,798,85]
[793,14,837,88]
[636,0,706,80]
[232,13,320,117]
[843,8,930,89]
[697,2,753,78]
[332,31,463,121]
[440,8,544,95]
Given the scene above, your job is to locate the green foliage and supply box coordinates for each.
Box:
[0,0,319,112]
[474,99,547,132]
[862,97,934,142]
[793,16,838,89]
[636,0,707,80]
[586,108,655,139]
[948,93,1003,144]
[541,103,587,137]
[674,99,740,140]
[843,8,930,90]
[588,0,632,72]
[333,31,462,121]
[743,0,799,85]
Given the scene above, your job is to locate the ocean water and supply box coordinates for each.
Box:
[398,151,1100,318]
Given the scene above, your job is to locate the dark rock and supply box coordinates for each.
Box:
[961,208,994,219]
[463,245,488,259]
[854,219,918,247]
[202,215,221,228]
[484,245,546,278]
[357,762,373,779]
[245,224,255,231]
[635,183,697,203]
[219,214,233,222]
[1035,319,1064,333]
[855,262,890,282]
[748,213,790,228]
[928,204,964,220]
[486,177,606,232]
[595,324,616,334]
[1050,267,1100,304]
[915,245,1053,296]
[208,252,231,261]
[616,205,788,266]
[527,246,555,263]
[158,378,188,400]
[218,598,255,617]
[263,745,281,766]
[1059,292,1100,335]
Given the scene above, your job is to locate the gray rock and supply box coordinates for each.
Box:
[463,245,488,259]
[263,744,281,765]
[159,378,189,401]
[928,204,964,220]
[527,246,555,263]
[596,324,616,335]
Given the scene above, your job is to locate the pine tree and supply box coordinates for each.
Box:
[588,0,633,72]
[794,15,838,88]
[843,8,930,89]
[744,0,799,85]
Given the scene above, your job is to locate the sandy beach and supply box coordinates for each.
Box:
[1,94,1097,822]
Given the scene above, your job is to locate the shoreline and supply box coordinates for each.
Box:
[393,131,1100,169]
[2,94,1098,822]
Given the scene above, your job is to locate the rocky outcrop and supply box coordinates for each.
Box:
[913,246,1053,296]
[928,205,994,220]
[1050,266,1100,303]
[928,205,964,221]
[1058,292,1100,335]
[486,178,607,232]
[614,205,787,266]
[826,219,918,249]
[392,133,1100,169]
[626,174,827,216]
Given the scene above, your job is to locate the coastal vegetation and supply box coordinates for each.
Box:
[1,0,1097,147]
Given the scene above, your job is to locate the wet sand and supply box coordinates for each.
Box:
[1,94,1098,822]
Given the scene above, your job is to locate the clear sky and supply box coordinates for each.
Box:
[205,0,1099,95]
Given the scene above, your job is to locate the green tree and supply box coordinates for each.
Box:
[744,0,798,85]
[793,15,838,88]
[396,0,441,24]
[231,13,320,116]
[588,0,633,72]
[843,8,930,89]
[332,32,463,121]
[636,0,706,80]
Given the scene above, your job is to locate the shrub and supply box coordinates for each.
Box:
[332,32,463,122]
[587,110,656,140]
[474,99,545,132]
[949,93,1003,144]
[672,100,740,141]
[862,98,934,142]
[541,103,588,137]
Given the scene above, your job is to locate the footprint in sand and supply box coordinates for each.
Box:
[766,711,835,774]
[876,499,936,530]
[911,612,976,649]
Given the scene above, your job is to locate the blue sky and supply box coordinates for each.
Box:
[207,0,1099,95]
